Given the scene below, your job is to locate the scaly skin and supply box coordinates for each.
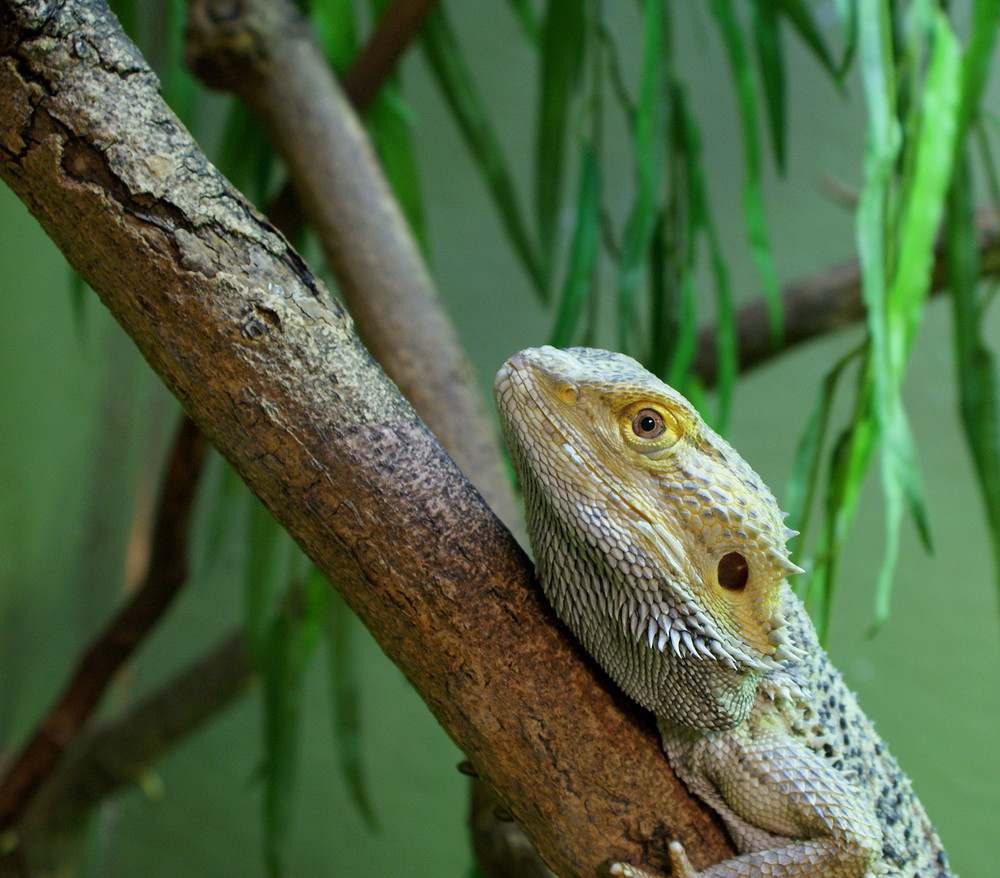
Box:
[494,347,951,878]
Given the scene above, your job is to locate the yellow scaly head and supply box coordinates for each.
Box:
[494,347,803,692]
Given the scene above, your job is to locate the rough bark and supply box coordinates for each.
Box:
[0,2,730,876]
[184,0,517,531]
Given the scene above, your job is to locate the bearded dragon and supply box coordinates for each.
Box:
[493,346,951,878]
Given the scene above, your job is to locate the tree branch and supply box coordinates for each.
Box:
[185,0,517,529]
[0,3,729,877]
[7,632,252,875]
[342,0,437,113]
[693,206,1000,385]
[263,0,437,251]
[0,416,206,832]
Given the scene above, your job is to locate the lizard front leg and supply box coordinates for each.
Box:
[611,721,884,878]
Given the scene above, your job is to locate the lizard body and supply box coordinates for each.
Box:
[493,346,951,878]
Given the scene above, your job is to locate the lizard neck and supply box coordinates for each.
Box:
[532,495,761,731]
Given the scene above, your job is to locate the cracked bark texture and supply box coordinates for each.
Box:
[0,2,732,876]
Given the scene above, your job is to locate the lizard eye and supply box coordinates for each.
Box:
[718,552,749,592]
[631,408,665,440]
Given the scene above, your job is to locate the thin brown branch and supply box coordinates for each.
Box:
[7,632,253,875]
[263,0,436,243]
[0,417,206,831]
[693,207,1000,385]
[0,4,730,875]
[342,0,437,113]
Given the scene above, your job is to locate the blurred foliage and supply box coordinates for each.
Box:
[9,0,1000,874]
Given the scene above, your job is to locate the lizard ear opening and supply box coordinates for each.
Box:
[717,552,749,592]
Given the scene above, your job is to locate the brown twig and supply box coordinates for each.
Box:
[262,0,438,257]
[7,631,253,874]
[0,417,206,831]
[342,0,437,113]
[693,207,1000,385]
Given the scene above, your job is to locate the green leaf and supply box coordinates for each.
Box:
[666,85,735,427]
[368,85,427,249]
[421,6,545,295]
[750,1,787,171]
[830,0,857,74]
[808,392,878,639]
[245,500,294,660]
[784,344,861,554]
[307,0,357,72]
[949,153,1000,604]
[616,0,668,352]
[709,0,782,341]
[535,0,587,279]
[217,102,278,205]
[163,0,197,124]
[549,141,601,347]
[886,13,961,366]
[197,457,250,578]
[505,0,540,44]
[773,0,841,81]
[259,586,321,877]
[320,574,379,829]
[868,10,959,622]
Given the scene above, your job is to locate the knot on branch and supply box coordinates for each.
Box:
[185,0,314,94]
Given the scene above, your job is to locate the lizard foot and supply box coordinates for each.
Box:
[609,842,697,878]
[609,862,660,878]
[666,841,699,878]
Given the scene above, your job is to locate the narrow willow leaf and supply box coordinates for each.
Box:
[868,11,959,613]
[647,207,671,375]
[949,154,1000,602]
[421,6,545,295]
[199,458,250,576]
[773,0,840,80]
[320,573,379,829]
[163,0,196,124]
[785,345,861,551]
[871,400,927,629]
[550,141,601,347]
[958,0,1000,137]
[810,399,878,639]
[217,102,278,205]
[669,87,734,427]
[245,500,294,660]
[535,0,587,278]
[68,270,88,331]
[709,0,782,340]
[830,0,857,74]
[750,1,786,171]
[505,0,540,44]
[260,597,317,878]
[616,0,667,352]
[308,0,357,72]
[887,13,961,365]
[368,86,427,249]
[947,0,1000,603]
[107,0,137,39]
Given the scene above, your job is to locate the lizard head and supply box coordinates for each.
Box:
[495,346,803,727]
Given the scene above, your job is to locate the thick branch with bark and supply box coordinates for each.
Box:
[0,3,729,876]
[184,0,516,529]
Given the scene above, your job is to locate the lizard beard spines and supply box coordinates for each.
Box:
[611,568,795,674]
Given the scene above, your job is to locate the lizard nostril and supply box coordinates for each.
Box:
[718,552,749,592]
